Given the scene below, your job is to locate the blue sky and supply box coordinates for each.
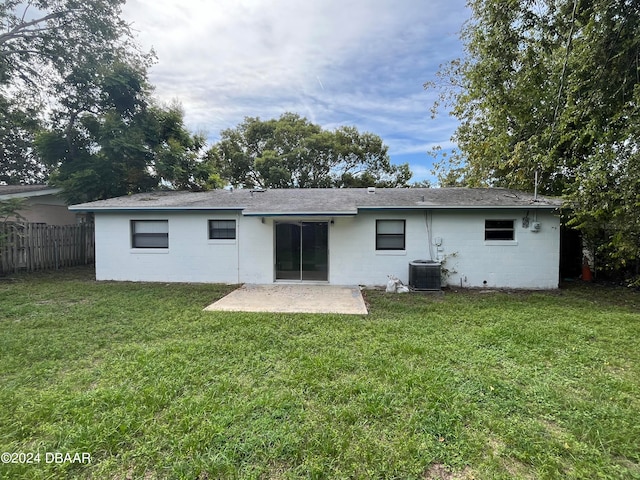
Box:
[121,0,470,183]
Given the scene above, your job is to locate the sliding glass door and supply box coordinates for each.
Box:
[275,222,328,281]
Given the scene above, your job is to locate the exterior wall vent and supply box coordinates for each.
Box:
[409,260,441,290]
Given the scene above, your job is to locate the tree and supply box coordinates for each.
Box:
[1,0,149,184]
[1,0,137,94]
[0,96,44,184]
[427,0,640,279]
[2,2,219,201]
[210,113,411,189]
[36,63,220,204]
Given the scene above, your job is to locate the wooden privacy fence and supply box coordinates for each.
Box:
[0,222,95,274]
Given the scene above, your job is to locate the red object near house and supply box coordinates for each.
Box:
[582,257,593,282]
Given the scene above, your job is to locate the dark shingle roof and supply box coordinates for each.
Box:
[69,188,562,215]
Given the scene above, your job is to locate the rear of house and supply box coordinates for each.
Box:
[71,187,562,289]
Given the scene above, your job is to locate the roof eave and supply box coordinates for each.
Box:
[243,211,358,217]
[68,206,245,212]
[357,204,561,210]
[1,188,62,199]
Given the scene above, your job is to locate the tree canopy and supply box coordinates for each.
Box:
[428,0,640,279]
[35,62,221,204]
[0,0,140,98]
[0,95,43,184]
[1,0,145,185]
[1,1,219,202]
[209,113,412,189]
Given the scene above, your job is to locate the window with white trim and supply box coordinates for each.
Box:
[485,220,515,241]
[208,220,236,240]
[376,219,406,250]
[131,220,169,248]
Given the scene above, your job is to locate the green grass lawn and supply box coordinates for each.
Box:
[0,267,639,479]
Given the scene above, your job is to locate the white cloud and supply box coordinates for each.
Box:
[122,0,469,170]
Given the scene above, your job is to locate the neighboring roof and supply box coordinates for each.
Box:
[0,185,61,199]
[69,187,562,215]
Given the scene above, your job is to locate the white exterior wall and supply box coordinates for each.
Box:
[238,216,275,284]
[330,211,430,286]
[330,209,560,289]
[95,211,243,283]
[94,208,560,289]
[429,210,560,289]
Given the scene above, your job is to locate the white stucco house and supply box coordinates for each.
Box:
[69,187,563,289]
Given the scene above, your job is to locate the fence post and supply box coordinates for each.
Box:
[0,223,7,275]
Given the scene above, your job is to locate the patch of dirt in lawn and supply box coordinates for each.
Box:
[121,468,156,480]
[487,436,535,480]
[423,463,474,479]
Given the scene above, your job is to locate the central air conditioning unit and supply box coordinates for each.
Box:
[409,260,441,291]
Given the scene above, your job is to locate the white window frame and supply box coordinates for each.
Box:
[208,219,237,240]
[484,219,517,245]
[376,219,406,251]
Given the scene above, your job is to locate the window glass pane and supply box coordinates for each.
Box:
[485,230,514,240]
[133,220,168,234]
[134,234,169,248]
[377,220,404,234]
[486,220,513,230]
[210,220,234,230]
[377,235,405,249]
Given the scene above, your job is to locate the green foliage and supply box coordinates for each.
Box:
[569,130,640,277]
[428,0,640,278]
[0,198,24,223]
[0,96,45,184]
[1,0,143,183]
[409,179,432,188]
[0,198,25,250]
[1,0,220,201]
[35,63,220,204]
[210,112,412,188]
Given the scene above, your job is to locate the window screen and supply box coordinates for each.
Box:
[131,220,168,248]
[209,220,236,240]
[485,220,515,241]
[376,220,406,250]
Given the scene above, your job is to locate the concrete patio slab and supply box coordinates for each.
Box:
[204,284,368,315]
